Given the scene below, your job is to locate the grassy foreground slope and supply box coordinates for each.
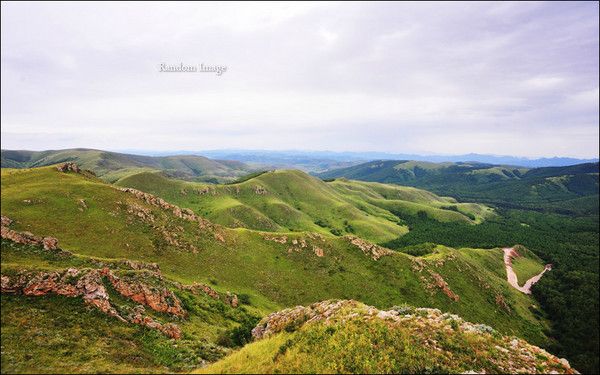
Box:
[198,301,575,374]
[0,148,253,183]
[0,166,549,349]
[115,170,491,244]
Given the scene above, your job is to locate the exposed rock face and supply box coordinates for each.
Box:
[42,237,59,250]
[1,216,12,227]
[345,235,393,260]
[56,162,81,173]
[1,268,119,318]
[126,203,155,223]
[1,215,60,251]
[1,267,185,339]
[104,270,186,317]
[251,300,578,374]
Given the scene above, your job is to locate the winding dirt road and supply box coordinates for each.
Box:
[503,247,552,294]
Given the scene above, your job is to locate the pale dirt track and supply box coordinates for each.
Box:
[503,247,552,294]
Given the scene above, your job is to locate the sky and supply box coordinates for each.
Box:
[1,1,598,158]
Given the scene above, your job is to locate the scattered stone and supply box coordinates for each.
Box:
[346,236,393,260]
[78,199,88,211]
[254,185,267,195]
[56,162,81,173]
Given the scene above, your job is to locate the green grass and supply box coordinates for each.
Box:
[0,166,550,350]
[1,295,169,374]
[115,170,492,245]
[197,302,566,374]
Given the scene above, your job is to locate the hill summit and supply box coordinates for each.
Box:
[199,299,577,374]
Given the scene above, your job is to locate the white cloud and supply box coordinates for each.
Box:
[1,2,598,158]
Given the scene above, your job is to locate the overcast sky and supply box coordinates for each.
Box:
[1,1,598,158]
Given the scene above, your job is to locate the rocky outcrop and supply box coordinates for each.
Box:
[262,234,288,244]
[118,187,226,244]
[103,270,186,317]
[126,203,155,223]
[56,162,81,173]
[225,292,239,308]
[178,281,239,308]
[1,215,60,251]
[252,300,361,340]
[345,235,393,260]
[124,305,182,339]
[313,246,324,257]
[254,185,267,195]
[180,282,220,299]
[1,267,185,339]
[427,271,460,301]
[1,268,120,319]
[251,300,578,374]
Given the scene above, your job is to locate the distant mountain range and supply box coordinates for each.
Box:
[120,149,599,170]
[0,148,255,183]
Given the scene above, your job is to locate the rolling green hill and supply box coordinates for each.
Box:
[197,300,575,374]
[114,170,492,245]
[1,166,552,354]
[316,160,599,214]
[0,149,254,183]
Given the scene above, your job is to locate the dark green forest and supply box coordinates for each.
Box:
[383,207,599,373]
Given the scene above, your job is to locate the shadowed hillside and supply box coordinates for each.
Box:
[317,160,599,214]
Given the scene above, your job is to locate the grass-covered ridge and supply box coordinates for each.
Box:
[197,300,576,374]
[114,169,491,245]
[0,148,255,183]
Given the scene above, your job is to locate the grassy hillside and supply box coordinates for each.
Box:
[115,170,491,245]
[1,165,550,353]
[317,160,599,214]
[0,148,254,183]
[198,300,575,374]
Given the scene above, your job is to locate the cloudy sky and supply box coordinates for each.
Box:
[1,1,598,158]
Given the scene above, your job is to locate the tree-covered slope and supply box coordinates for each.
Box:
[317,160,599,213]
